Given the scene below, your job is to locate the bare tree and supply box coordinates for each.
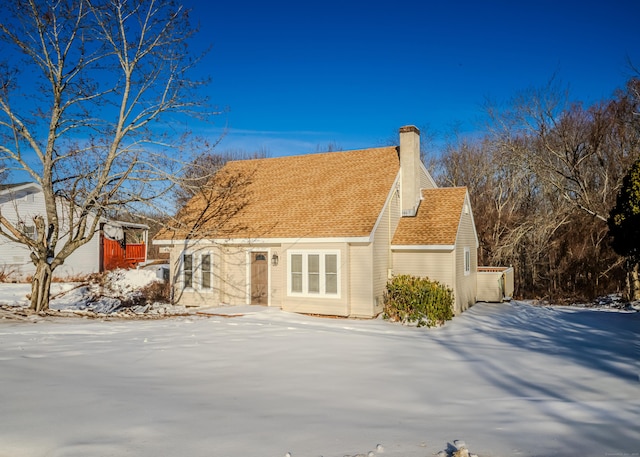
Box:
[174,147,269,208]
[439,78,640,300]
[0,0,211,312]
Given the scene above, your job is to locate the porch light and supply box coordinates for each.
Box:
[271,253,279,267]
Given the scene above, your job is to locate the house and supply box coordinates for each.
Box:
[154,126,480,317]
[0,182,148,279]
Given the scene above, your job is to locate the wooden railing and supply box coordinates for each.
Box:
[103,238,146,270]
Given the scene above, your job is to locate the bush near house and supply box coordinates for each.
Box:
[383,274,454,327]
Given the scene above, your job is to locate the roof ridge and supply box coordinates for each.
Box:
[227,145,399,165]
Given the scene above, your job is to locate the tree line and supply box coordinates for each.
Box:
[433,77,640,301]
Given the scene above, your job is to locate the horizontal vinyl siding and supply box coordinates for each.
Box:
[392,250,455,290]
[0,189,48,278]
[349,243,373,317]
[477,272,503,302]
[219,246,248,305]
[420,165,437,190]
[269,246,284,308]
[170,244,223,307]
[55,236,100,278]
[0,189,100,278]
[454,201,478,314]
[370,189,401,317]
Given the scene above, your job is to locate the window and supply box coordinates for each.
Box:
[183,253,193,288]
[21,224,36,240]
[464,247,471,276]
[308,254,320,293]
[288,251,340,297]
[182,252,214,290]
[291,254,303,293]
[325,254,337,294]
[201,254,212,289]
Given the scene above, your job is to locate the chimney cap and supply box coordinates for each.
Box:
[399,125,420,134]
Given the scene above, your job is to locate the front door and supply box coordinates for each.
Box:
[251,252,268,305]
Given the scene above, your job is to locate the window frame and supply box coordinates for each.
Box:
[200,253,213,290]
[182,253,193,289]
[464,247,471,276]
[181,251,214,291]
[287,250,341,298]
[19,222,37,240]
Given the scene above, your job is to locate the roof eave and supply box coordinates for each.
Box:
[391,244,455,251]
[153,235,374,246]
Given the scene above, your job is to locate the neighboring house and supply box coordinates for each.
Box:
[154,126,482,317]
[0,182,148,279]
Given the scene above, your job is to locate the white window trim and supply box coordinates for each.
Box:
[464,247,471,276]
[287,250,341,299]
[200,252,214,291]
[180,250,215,292]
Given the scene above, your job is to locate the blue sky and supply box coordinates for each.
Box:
[180,0,640,157]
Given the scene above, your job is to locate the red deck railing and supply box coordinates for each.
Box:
[103,238,146,271]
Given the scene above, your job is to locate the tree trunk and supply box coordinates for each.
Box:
[30,261,53,313]
[628,262,640,302]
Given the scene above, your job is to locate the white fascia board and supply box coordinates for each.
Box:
[391,244,455,251]
[101,219,150,230]
[153,236,373,246]
[369,173,401,243]
[0,182,41,197]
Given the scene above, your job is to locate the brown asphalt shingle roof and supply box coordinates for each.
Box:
[392,187,468,246]
[156,147,401,240]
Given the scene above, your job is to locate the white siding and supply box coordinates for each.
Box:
[0,186,100,279]
[169,243,223,307]
[170,241,353,313]
[269,246,284,308]
[220,246,251,305]
[370,182,402,317]
[477,267,514,302]
[392,250,455,289]
[348,243,373,317]
[453,195,478,314]
[419,163,437,190]
[477,272,503,302]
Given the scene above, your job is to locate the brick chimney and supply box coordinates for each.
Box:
[399,125,421,216]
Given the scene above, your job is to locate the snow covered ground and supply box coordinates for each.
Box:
[0,281,638,456]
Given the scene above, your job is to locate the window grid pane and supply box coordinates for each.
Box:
[183,254,193,288]
[201,254,211,289]
[291,254,303,293]
[308,255,320,293]
[325,254,337,294]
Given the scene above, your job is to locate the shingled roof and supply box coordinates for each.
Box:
[392,187,468,246]
[156,146,401,241]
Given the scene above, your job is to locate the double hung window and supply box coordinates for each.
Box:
[182,252,213,290]
[201,254,212,289]
[289,251,340,297]
[183,254,193,288]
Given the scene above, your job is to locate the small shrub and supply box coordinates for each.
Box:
[139,280,171,303]
[383,274,454,327]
